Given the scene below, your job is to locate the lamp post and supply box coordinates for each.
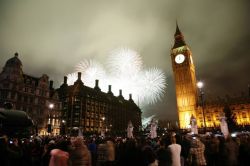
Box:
[48,103,54,134]
[101,116,105,137]
[197,81,206,133]
[61,119,66,135]
[102,116,105,130]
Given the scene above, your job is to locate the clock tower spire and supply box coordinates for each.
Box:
[170,24,198,129]
[173,23,187,49]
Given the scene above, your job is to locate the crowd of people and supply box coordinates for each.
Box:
[0,131,250,166]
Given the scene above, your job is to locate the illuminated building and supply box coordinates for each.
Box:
[57,73,142,135]
[0,53,60,135]
[170,25,250,129]
[170,24,199,129]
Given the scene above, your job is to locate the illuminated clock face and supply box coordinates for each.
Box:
[175,54,185,64]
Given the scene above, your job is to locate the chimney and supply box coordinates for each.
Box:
[64,76,68,84]
[94,79,100,90]
[78,72,81,80]
[95,80,99,87]
[49,80,53,89]
[108,85,113,95]
[108,85,112,92]
[119,89,122,96]
[129,94,132,100]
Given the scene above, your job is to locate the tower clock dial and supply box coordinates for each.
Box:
[175,54,185,64]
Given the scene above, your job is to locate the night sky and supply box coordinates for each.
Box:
[0,0,249,121]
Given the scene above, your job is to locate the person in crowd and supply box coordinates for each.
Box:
[88,138,97,166]
[156,138,171,166]
[168,135,181,166]
[21,138,32,166]
[238,135,250,166]
[49,139,70,166]
[8,138,23,166]
[97,138,108,166]
[0,135,23,166]
[187,137,207,166]
[106,139,115,166]
[220,136,239,166]
[42,140,55,166]
[205,135,219,166]
[141,138,158,166]
[30,138,43,166]
[180,136,191,166]
[70,136,92,166]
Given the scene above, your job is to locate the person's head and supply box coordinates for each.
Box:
[71,136,84,148]
[13,138,19,146]
[56,139,69,151]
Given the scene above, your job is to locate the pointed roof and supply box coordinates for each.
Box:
[174,22,182,36]
[173,23,186,49]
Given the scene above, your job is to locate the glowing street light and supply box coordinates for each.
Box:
[49,103,54,109]
[197,81,204,89]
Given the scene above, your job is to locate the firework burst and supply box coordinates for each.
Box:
[75,59,107,89]
[66,73,78,85]
[108,47,142,77]
[71,47,166,109]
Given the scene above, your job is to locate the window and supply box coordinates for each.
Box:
[242,112,247,118]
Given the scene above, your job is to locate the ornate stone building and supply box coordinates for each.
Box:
[57,73,142,135]
[0,53,60,135]
[170,25,250,129]
[0,53,141,136]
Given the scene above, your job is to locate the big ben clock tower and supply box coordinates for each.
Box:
[170,24,198,129]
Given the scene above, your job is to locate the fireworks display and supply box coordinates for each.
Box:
[67,47,166,109]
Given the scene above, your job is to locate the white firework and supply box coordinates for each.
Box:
[138,68,166,105]
[108,47,142,77]
[66,73,78,85]
[73,47,166,108]
[75,59,107,89]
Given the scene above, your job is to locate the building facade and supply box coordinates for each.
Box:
[170,25,199,129]
[170,25,250,129]
[0,53,60,135]
[57,73,142,135]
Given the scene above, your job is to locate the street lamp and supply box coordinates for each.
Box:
[49,103,54,121]
[102,117,105,121]
[48,103,54,134]
[61,119,66,135]
[197,81,206,132]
